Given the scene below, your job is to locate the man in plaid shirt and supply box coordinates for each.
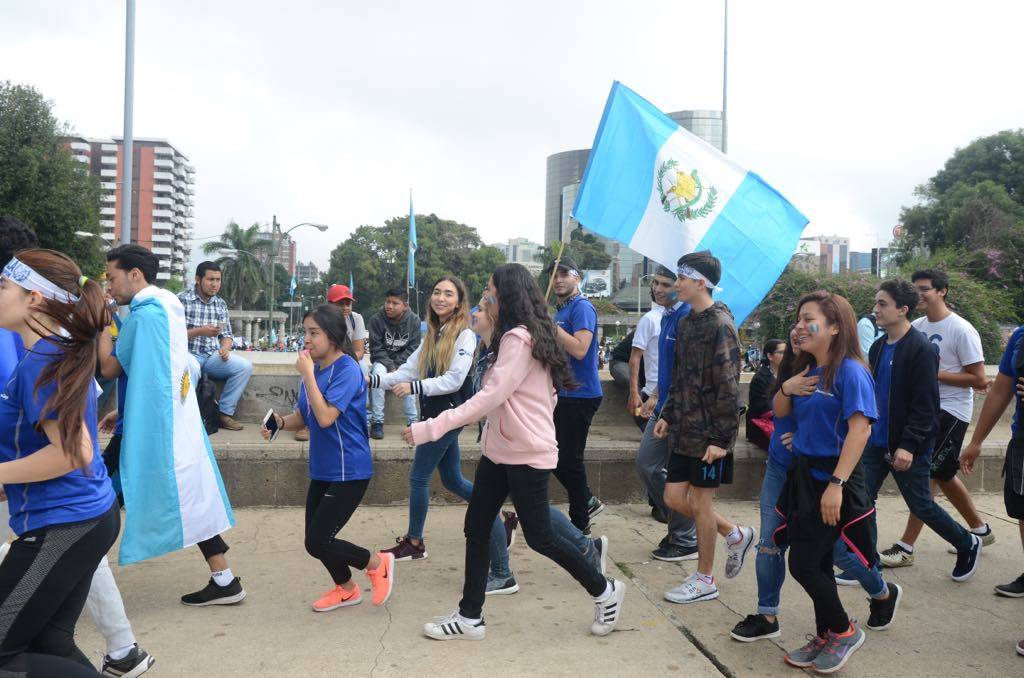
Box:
[180,261,253,430]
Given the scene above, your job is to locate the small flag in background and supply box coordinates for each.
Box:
[408,190,417,290]
[349,272,355,296]
[289,273,297,297]
[572,82,809,326]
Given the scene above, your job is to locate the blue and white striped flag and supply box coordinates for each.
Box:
[573,82,809,325]
[408,190,417,289]
[289,273,297,297]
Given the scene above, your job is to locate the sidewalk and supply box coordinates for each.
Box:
[76,496,1021,677]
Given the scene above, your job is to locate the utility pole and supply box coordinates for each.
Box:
[721,0,729,154]
[120,0,135,245]
[268,215,278,346]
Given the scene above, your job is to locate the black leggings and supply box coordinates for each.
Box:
[459,456,606,619]
[305,479,372,585]
[789,530,850,636]
[0,502,119,675]
[105,434,228,563]
[552,397,601,530]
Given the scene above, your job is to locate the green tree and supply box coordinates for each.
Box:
[201,221,271,309]
[0,82,103,273]
[324,213,505,317]
[538,226,612,272]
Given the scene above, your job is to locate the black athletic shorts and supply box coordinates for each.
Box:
[930,411,969,482]
[666,452,734,488]
[1004,438,1024,520]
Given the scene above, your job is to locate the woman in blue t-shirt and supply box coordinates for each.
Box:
[0,248,118,676]
[771,290,877,673]
[263,305,394,612]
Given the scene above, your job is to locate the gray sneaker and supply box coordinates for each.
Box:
[784,634,828,668]
[724,526,756,579]
[484,574,519,596]
[813,624,865,674]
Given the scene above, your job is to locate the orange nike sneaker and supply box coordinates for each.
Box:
[367,552,395,606]
[312,584,362,612]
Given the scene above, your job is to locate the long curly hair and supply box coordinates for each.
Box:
[489,263,576,392]
[418,275,471,379]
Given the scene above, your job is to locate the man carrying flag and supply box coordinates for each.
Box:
[99,244,246,607]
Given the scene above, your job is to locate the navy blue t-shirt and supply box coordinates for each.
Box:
[655,302,691,415]
[0,340,115,534]
[870,341,896,447]
[297,353,373,482]
[792,358,877,481]
[555,295,602,399]
[999,326,1024,435]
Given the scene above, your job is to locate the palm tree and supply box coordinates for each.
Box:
[201,221,271,310]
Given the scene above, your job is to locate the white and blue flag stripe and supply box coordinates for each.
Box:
[573,82,808,325]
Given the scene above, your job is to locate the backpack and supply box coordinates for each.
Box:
[196,377,220,435]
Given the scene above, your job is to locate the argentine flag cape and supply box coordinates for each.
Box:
[116,286,234,565]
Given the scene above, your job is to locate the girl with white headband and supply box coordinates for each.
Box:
[0,248,119,676]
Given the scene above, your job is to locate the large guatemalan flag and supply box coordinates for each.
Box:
[116,286,234,565]
[572,82,809,325]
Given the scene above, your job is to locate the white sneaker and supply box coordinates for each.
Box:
[664,574,719,604]
[878,543,914,568]
[423,611,486,641]
[591,578,626,636]
[725,526,757,579]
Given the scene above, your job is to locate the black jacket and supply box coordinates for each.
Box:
[368,309,421,371]
[867,327,940,456]
[745,363,775,450]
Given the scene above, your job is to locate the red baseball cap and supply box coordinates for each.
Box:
[326,284,355,303]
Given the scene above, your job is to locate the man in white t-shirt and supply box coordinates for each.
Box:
[878,269,994,569]
[628,268,677,425]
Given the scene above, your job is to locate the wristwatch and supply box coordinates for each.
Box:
[828,475,847,487]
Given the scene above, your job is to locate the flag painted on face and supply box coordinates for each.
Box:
[572,82,809,325]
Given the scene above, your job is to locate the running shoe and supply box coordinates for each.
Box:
[180,577,246,606]
[502,510,518,551]
[730,614,781,642]
[591,578,626,636]
[664,574,719,604]
[652,543,698,562]
[423,612,486,641]
[866,582,902,631]
[101,644,155,677]
[383,536,427,561]
[784,634,828,668]
[951,534,981,582]
[994,573,1024,598]
[724,526,756,579]
[370,422,384,440]
[948,524,995,552]
[587,496,605,521]
[812,624,865,674]
[485,575,519,596]
[878,543,914,568]
[366,552,395,605]
[312,584,362,612]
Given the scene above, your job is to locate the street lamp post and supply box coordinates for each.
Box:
[636,274,654,317]
[265,216,328,348]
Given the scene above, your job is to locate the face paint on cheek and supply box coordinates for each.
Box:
[808,323,821,335]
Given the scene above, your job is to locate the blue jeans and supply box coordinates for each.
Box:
[189,351,253,416]
[408,428,509,578]
[369,362,418,424]
[862,444,972,552]
[761,459,887,612]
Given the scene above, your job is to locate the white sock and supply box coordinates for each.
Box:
[107,644,135,661]
[725,526,743,546]
[971,524,990,535]
[457,613,481,625]
[593,580,613,602]
[895,540,914,554]
[211,568,234,587]
[696,572,714,585]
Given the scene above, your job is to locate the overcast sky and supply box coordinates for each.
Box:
[3,1,1022,272]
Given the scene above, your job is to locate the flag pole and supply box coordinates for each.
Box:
[545,216,575,301]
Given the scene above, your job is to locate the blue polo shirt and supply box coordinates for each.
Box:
[297,353,373,482]
[655,302,691,415]
[0,340,115,534]
[792,358,877,481]
[555,295,602,399]
[768,414,796,470]
[869,341,896,447]
[0,329,24,384]
[999,326,1024,435]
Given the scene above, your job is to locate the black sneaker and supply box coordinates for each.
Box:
[181,577,247,606]
[587,496,605,520]
[102,643,155,677]
[370,422,384,440]
[994,573,1024,598]
[951,534,981,582]
[866,581,902,631]
[730,613,781,642]
[651,543,699,562]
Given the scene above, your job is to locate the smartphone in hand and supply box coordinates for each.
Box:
[262,409,280,442]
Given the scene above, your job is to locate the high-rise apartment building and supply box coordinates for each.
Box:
[544,110,724,287]
[798,235,851,274]
[501,237,544,273]
[65,136,194,282]
[295,261,319,285]
[257,229,297,276]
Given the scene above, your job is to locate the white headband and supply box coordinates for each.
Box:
[677,264,723,292]
[2,256,79,304]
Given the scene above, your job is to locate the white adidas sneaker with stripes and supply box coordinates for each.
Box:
[423,612,486,641]
[591,578,626,636]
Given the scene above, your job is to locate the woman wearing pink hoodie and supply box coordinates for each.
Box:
[404,263,626,641]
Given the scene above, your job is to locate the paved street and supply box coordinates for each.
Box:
[78,495,1022,677]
